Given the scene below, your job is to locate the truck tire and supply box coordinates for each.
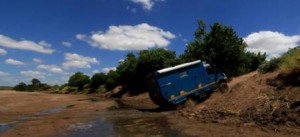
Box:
[219,83,229,93]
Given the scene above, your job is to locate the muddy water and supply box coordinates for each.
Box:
[0,105,68,133]
[62,102,190,137]
[0,123,14,133]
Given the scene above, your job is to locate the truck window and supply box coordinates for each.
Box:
[179,71,188,78]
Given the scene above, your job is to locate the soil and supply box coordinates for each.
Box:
[0,90,115,137]
[119,71,300,136]
[171,71,300,136]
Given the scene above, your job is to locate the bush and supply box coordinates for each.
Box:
[68,72,90,91]
[13,82,27,91]
[95,85,107,93]
[279,48,300,74]
[90,73,107,91]
[258,58,283,73]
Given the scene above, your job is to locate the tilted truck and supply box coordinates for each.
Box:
[146,60,228,108]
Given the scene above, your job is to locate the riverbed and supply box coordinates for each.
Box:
[0,90,298,137]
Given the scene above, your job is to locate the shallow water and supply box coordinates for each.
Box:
[0,106,68,133]
[62,102,190,137]
[0,123,13,133]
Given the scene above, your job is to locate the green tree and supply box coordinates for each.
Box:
[243,52,266,72]
[13,82,27,91]
[31,78,41,86]
[68,72,90,91]
[117,53,138,86]
[105,70,120,90]
[90,73,107,90]
[115,48,179,94]
[202,22,247,76]
[136,48,178,78]
[180,20,265,77]
[180,20,206,62]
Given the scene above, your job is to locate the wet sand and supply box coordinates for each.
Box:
[0,90,115,137]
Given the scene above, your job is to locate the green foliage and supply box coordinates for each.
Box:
[258,57,283,73]
[68,72,90,91]
[95,85,107,93]
[62,86,77,93]
[105,70,120,90]
[242,52,267,73]
[179,20,206,62]
[116,48,179,94]
[13,79,51,92]
[203,23,247,76]
[90,73,107,91]
[280,47,300,73]
[0,86,13,90]
[13,82,27,91]
[31,78,41,86]
[117,53,138,86]
[180,20,265,77]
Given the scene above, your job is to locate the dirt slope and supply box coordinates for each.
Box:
[179,71,300,127]
[119,71,300,136]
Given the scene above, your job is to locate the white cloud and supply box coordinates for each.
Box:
[20,70,46,79]
[76,34,87,40]
[244,31,300,59]
[38,41,51,48]
[130,0,153,10]
[62,41,72,47]
[77,23,175,51]
[92,67,116,74]
[126,6,137,13]
[62,53,99,69]
[129,0,164,10]
[37,64,63,73]
[92,70,100,74]
[101,67,116,73]
[33,58,43,64]
[0,48,7,55]
[5,58,25,65]
[0,71,10,76]
[0,34,55,54]
[0,72,14,86]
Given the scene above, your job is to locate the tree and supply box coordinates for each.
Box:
[90,73,107,90]
[243,52,266,72]
[31,78,41,86]
[180,20,206,62]
[105,70,120,90]
[203,22,247,76]
[136,48,178,79]
[180,20,264,77]
[116,53,138,86]
[114,48,179,94]
[68,72,90,91]
[13,82,27,91]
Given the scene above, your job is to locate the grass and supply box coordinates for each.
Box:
[279,48,300,74]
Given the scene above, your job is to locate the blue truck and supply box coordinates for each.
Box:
[146,60,228,107]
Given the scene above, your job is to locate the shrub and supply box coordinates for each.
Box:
[279,48,300,74]
[258,57,283,73]
[13,82,27,91]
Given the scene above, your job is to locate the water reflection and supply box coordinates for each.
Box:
[63,102,190,137]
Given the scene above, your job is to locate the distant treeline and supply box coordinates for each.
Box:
[0,86,13,90]
[14,78,51,91]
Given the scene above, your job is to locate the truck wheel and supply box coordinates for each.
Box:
[219,83,229,93]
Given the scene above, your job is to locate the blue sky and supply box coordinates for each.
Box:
[0,0,300,86]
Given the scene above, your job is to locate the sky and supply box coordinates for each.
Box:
[0,0,300,86]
